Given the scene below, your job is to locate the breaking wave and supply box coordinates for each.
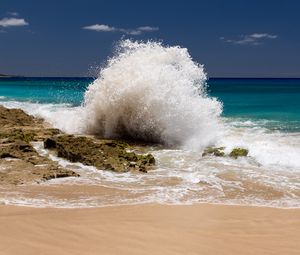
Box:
[80,40,223,149]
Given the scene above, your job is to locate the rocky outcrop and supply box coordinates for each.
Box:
[229,148,249,158]
[202,146,249,159]
[0,106,61,141]
[0,106,79,185]
[0,105,156,186]
[0,140,79,185]
[0,106,36,127]
[202,147,225,157]
[44,135,155,173]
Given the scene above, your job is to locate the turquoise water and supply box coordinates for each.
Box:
[0,77,90,105]
[1,77,300,131]
[209,78,300,131]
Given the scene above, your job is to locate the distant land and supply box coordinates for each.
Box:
[0,73,14,78]
[0,73,22,78]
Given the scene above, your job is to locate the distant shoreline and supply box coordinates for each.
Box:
[0,74,21,78]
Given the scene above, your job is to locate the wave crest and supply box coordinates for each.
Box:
[81,40,223,149]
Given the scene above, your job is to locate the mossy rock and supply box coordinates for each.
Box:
[0,140,80,185]
[0,106,36,127]
[202,147,225,157]
[44,135,155,173]
[0,106,79,185]
[229,148,248,158]
[0,141,35,159]
[0,129,35,143]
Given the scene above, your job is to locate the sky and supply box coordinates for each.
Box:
[1,0,300,77]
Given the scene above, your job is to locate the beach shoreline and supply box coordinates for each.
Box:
[0,203,299,255]
[0,94,300,254]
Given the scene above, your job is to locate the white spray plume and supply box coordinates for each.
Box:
[80,40,223,150]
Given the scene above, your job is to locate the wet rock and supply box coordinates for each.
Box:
[202,147,225,157]
[0,140,79,185]
[44,135,155,173]
[0,106,79,185]
[202,146,249,159]
[0,106,62,142]
[0,128,35,143]
[0,159,79,185]
[0,106,36,127]
[1,140,45,164]
[229,148,249,158]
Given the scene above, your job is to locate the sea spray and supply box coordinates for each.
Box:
[81,40,223,149]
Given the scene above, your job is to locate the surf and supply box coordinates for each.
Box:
[79,40,223,149]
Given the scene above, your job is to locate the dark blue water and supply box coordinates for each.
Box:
[1,77,300,131]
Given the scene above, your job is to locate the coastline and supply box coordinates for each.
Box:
[0,103,300,254]
[1,203,299,255]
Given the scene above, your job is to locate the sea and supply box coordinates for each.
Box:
[0,40,300,208]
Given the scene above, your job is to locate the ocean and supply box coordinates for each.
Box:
[0,41,299,208]
[1,77,300,131]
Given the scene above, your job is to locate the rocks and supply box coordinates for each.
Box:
[0,159,79,185]
[0,105,156,186]
[202,146,248,159]
[0,106,36,127]
[229,148,249,158]
[0,106,79,185]
[0,128,35,143]
[0,141,36,159]
[202,147,225,157]
[44,135,155,173]
[0,140,79,185]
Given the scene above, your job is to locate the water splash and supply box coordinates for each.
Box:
[81,40,223,149]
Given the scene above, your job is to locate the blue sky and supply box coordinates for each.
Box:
[1,0,300,77]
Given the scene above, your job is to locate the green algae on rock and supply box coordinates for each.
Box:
[229,148,249,158]
[202,147,225,157]
[0,105,61,142]
[0,129,35,143]
[44,135,155,173]
[202,146,249,159]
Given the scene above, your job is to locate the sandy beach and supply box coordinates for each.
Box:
[0,204,299,255]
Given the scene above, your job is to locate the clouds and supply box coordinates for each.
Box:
[83,23,159,35]
[221,33,278,45]
[0,14,158,36]
[250,33,277,39]
[83,24,115,32]
[0,11,28,33]
[0,17,28,27]
[0,11,29,30]
[7,12,19,16]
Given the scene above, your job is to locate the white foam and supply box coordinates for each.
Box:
[219,124,300,170]
[78,40,223,150]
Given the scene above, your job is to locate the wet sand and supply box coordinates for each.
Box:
[0,204,299,255]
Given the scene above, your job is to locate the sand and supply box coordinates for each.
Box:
[0,204,299,255]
